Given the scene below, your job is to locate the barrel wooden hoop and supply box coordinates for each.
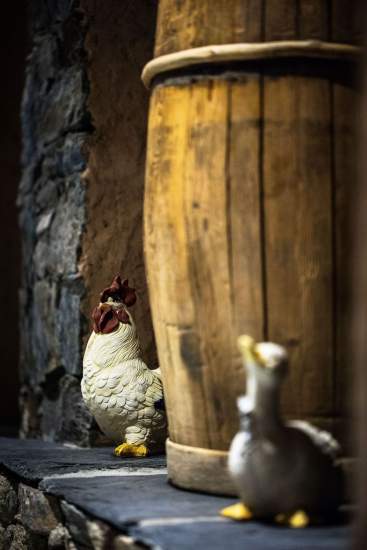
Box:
[166,438,237,496]
[142,40,361,87]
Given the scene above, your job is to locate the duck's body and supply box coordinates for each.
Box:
[229,418,343,519]
[222,336,344,526]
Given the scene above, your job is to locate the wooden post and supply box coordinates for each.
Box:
[353,7,367,544]
[144,0,361,495]
[352,117,367,549]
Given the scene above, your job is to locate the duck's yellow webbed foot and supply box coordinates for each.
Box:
[275,513,287,525]
[288,510,310,528]
[220,502,253,521]
[114,443,149,457]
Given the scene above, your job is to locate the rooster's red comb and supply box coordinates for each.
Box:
[100,274,136,306]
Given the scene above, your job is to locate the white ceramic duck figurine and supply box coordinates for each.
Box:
[82,275,167,457]
[221,335,344,527]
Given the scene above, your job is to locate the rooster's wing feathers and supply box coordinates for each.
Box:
[94,359,164,415]
[145,372,164,407]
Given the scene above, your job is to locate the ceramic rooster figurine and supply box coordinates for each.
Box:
[81,275,167,457]
[221,335,344,527]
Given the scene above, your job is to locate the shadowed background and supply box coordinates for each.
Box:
[0,1,27,435]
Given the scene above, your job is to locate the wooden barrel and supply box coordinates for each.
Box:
[143,1,361,495]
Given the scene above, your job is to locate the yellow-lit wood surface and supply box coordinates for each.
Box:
[144,0,360,492]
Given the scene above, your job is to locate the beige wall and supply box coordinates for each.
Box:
[80,0,158,369]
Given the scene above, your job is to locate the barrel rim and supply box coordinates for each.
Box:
[142,40,362,88]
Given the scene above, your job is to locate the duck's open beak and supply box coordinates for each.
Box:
[237,335,264,367]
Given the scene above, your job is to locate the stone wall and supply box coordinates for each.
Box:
[18,0,157,445]
[0,472,141,550]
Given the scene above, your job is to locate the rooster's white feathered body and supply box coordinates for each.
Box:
[81,276,166,457]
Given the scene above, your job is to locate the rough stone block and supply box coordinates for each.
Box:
[61,501,91,548]
[35,178,60,213]
[41,375,94,446]
[3,524,27,550]
[19,386,42,439]
[60,134,88,175]
[48,524,72,550]
[33,175,85,279]
[55,287,83,377]
[113,534,145,550]
[29,0,74,35]
[39,66,89,144]
[18,484,60,536]
[61,500,115,548]
[86,520,114,550]
[36,210,54,236]
[0,474,18,525]
[31,280,57,380]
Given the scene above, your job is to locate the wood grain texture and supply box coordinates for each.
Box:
[333,83,352,421]
[145,85,201,446]
[264,0,297,41]
[264,0,330,42]
[299,0,328,39]
[145,79,265,449]
[146,1,359,473]
[331,0,360,456]
[155,0,362,59]
[229,79,264,342]
[262,1,341,421]
[263,75,334,418]
[353,48,367,548]
[331,0,363,45]
[155,0,263,56]
[166,438,237,496]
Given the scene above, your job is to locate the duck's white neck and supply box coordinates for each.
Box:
[240,366,283,433]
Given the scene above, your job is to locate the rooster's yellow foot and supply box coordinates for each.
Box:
[220,502,253,521]
[114,443,149,457]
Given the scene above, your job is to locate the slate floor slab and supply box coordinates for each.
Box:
[130,521,350,550]
[0,437,351,550]
[40,474,235,525]
[0,437,165,482]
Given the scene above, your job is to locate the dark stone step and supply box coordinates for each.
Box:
[0,437,351,550]
[0,437,165,482]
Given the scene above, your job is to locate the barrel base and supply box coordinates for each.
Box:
[166,438,237,496]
